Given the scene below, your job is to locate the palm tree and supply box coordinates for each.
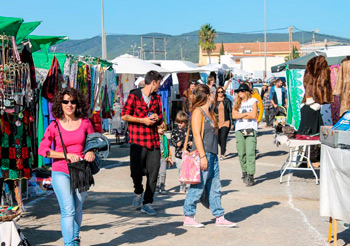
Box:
[199,24,217,64]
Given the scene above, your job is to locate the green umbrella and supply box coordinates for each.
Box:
[16,21,41,44]
[27,35,68,61]
[0,16,23,36]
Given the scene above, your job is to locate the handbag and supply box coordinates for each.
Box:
[179,115,204,184]
[54,120,94,192]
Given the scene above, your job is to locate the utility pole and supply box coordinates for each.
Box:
[264,0,267,80]
[101,0,107,60]
[141,36,144,59]
[289,26,294,60]
[153,37,156,60]
[164,39,167,60]
[180,45,184,60]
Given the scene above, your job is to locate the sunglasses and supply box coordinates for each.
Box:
[217,91,224,94]
[62,100,77,105]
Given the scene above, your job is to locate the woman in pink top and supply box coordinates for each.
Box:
[39,88,94,246]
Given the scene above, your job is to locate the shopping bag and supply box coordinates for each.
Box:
[179,150,201,184]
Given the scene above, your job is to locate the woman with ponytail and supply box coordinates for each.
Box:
[183,84,236,228]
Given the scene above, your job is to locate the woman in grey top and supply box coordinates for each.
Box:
[183,84,236,228]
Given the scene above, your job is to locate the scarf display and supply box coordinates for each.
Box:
[286,68,305,130]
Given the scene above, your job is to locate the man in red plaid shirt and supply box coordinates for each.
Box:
[121,70,163,215]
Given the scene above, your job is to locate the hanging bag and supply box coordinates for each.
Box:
[54,120,94,192]
[179,115,204,184]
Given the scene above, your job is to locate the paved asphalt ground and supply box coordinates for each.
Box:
[18,128,350,245]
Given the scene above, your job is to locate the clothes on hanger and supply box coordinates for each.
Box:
[333,57,350,116]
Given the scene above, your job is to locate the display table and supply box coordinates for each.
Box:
[280,139,321,184]
[320,144,350,245]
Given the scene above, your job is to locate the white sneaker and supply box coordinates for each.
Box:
[132,193,143,209]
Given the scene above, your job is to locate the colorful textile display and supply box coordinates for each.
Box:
[0,110,33,180]
[286,69,305,130]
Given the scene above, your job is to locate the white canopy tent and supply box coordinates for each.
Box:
[149,60,202,73]
[197,63,230,72]
[110,55,171,75]
[316,45,350,58]
[231,67,252,77]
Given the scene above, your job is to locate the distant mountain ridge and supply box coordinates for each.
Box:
[53,30,350,63]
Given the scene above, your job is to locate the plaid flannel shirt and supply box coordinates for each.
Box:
[121,88,163,149]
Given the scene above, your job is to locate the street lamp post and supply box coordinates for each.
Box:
[101,0,107,59]
[264,0,267,80]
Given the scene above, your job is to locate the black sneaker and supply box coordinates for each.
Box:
[246,175,254,187]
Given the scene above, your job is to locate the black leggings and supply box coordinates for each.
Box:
[218,126,230,156]
[130,144,160,205]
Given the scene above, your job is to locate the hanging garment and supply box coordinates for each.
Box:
[177,73,190,97]
[158,76,172,125]
[320,104,333,126]
[19,44,37,90]
[333,58,350,116]
[286,69,305,130]
[302,56,333,104]
[297,102,324,136]
[41,97,51,165]
[41,56,64,103]
[90,111,102,133]
[69,62,78,88]
[37,91,44,167]
[0,110,33,180]
[330,65,341,124]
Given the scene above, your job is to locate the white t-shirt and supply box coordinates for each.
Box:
[235,98,258,132]
[275,87,283,106]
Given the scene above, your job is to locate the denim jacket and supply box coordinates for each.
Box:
[84,133,110,159]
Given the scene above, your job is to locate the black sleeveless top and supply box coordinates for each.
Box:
[192,108,218,155]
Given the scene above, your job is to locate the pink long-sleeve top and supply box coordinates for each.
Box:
[38,118,95,174]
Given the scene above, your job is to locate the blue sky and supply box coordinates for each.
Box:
[1,0,349,40]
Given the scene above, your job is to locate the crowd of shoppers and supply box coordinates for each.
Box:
[38,69,286,244]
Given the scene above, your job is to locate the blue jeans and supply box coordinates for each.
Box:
[183,152,225,217]
[52,171,87,246]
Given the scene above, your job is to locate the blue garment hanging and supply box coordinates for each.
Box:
[158,76,172,125]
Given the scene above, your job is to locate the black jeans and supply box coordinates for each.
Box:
[266,107,275,126]
[130,143,160,205]
[218,126,230,156]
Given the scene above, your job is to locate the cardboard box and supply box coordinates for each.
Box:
[320,126,350,148]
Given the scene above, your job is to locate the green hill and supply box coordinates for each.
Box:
[53,30,350,63]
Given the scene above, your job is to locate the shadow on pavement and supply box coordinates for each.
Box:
[256,150,288,160]
[336,228,350,245]
[93,221,186,246]
[221,179,231,187]
[224,201,280,223]
[257,130,275,136]
[20,190,189,245]
[254,170,281,185]
[225,153,238,160]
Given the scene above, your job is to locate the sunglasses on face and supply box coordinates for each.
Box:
[217,91,224,94]
[62,100,77,105]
